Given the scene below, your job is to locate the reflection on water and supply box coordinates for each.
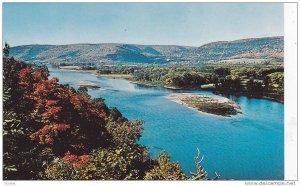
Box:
[49,66,284,180]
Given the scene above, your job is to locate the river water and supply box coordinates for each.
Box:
[49,66,284,180]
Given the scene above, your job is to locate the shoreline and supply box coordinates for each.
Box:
[97,74,133,81]
[166,95,227,118]
[167,93,242,117]
[77,81,101,89]
[131,82,284,104]
[59,68,283,104]
[130,81,159,87]
[58,67,99,76]
[212,91,284,104]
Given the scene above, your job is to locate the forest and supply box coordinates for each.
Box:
[97,63,284,103]
[3,44,218,180]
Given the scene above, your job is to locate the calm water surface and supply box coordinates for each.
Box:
[49,66,284,180]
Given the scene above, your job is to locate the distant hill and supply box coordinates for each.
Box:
[10,36,283,65]
[194,36,284,63]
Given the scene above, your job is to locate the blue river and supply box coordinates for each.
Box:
[49,66,284,180]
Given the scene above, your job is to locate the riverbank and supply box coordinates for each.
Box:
[168,93,241,117]
[65,69,283,103]
[133,81,283,103]
[58,66,98,76]
[59,66,81,70]
[97,74,133,81]
[128,80,284,104]
[130,81,160,87]
[212,91,284,104]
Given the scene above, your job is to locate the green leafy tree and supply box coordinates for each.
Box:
[144,151,186,180]
[3,87,23,179]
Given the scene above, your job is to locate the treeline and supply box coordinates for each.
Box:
[3,44,217,180]
[211,65,284,102]
[97,64,284,102]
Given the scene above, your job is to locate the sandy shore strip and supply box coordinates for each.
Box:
[58,66,99,76]
[59,66,82,70]
[97,74,133,81]
[77,81,101,89]
[167,93,241,117]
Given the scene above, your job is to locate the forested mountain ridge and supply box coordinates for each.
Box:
[10,36,283,65]
[194,36,283,62]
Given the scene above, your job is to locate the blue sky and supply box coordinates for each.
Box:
[3,3,283,47]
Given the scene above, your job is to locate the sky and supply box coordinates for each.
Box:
[3,3,284,47]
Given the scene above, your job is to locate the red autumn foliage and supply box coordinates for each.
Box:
[33,68,49,81]
[63,151,90,168]
[30,123,70,145]
[41,106,62,119]
[17,66,111,156]
[19,67,33,87]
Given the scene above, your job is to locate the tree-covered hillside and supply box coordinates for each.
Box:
[10,36,283,65]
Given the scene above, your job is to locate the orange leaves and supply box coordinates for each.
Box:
[52,123,70,131]
[63,151,90,168]
[41,106,62,120]
[63,151,78,161]
[17,65,109,157]
[19,67,33,86]
[70,93,106,120]
[31,78,61,124]
[19,67,33,77]
[33,68,49,81]
[45,100,59,107]
[33,77,58,98]
[30,123,70,145]
[70,94,86,110]
[19,67,35,99]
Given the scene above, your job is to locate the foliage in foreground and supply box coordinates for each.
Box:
[3,44,217,180]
